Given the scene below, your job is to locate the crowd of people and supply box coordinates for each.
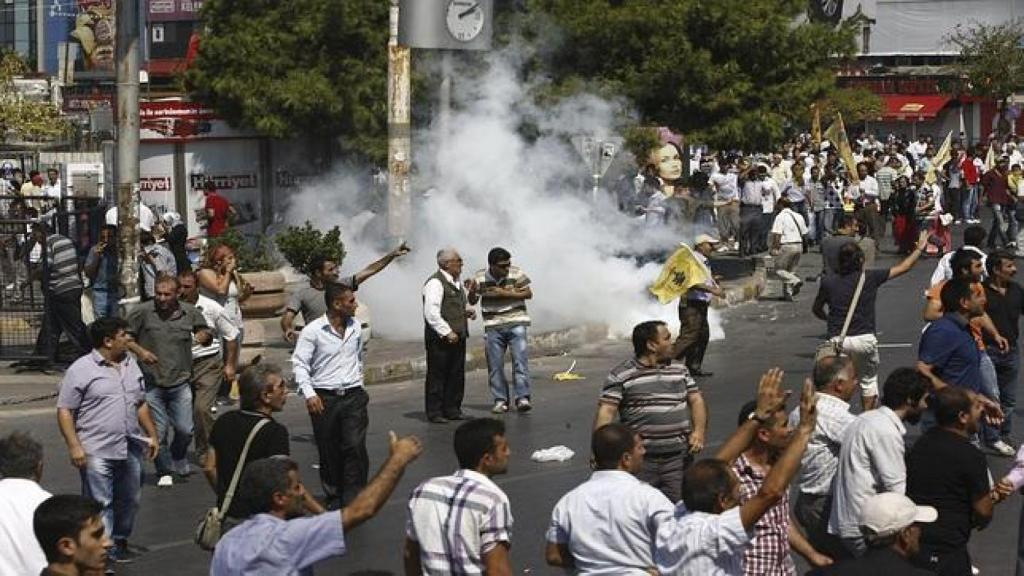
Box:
[7,132,1024,575]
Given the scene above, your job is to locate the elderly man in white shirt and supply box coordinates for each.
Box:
[422,248,476,424]
[292,281,368,509]
[828,367,930,558]
[546,423,674,574]
[770,197,808,301]
[788,355,857,560]
[654,368,817,576]
[0,432,52,576]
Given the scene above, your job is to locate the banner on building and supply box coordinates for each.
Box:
[148,0,204,21]
[140,102,255,141]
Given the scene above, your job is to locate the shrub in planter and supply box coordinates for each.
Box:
[204,228,280,272]
[274,221,347,275]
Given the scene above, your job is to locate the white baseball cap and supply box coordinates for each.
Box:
[693,234,720,246]
[860,493,937,538]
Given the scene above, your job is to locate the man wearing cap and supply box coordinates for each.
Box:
[770,197,808,301]
[673,235,723,377]
[809,492,936,575]
[906,386,1011,575]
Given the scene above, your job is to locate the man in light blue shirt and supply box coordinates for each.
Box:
[292,282,366,509]
[211,432,422,576]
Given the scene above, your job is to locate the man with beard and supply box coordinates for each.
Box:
[828,368,931,558]
[127,274,211,488]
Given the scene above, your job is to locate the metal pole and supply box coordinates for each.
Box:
[116,0,141,303]
[36,0,45,73]
[387,0,412,241]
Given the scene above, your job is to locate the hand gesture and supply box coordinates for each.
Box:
[993,478,1015,503]
[223,364,236,385]
[980,396,1005,426]
[754,368,789,421]
[394,242,411,257]
[463,278,478,292]
[798,378,818,433]
[444,332,459,344]
[688,431,705,455]
[284,329,298,344]
[146,437,159,461]
[137,349,158,365]
[69,445,87,469]
[388,430,423,465]
[996,334,1010,353]
[306,395,325,416]
[465,308,477,320]
[915,229,930,251]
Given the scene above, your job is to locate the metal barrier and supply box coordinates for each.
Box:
[0,217,51,363]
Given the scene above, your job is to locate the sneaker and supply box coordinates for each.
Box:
[516,398,532,413]
[491,400,509,414]
[157,474,173,487]
[110,541,141,563]
[173,459,192,477]
[988,439,1015,457]
[792,280,803,298]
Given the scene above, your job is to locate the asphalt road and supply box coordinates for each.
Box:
[4,244,1024,575]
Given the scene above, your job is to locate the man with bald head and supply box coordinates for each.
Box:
[423,248,476,423]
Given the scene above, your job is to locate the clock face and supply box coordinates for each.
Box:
[445,0,485,42]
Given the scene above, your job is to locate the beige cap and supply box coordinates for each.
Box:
[694,234,720,246]
[860,493,937,538]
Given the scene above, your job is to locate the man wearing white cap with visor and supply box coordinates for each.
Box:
[809,492,936,575]
[673,234,723,377]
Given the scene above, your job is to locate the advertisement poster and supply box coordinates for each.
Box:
[148,0,204,21]
[185,141,262,238]
[140,144,176,216]
[45,0,117,76]
[140,101,256,142]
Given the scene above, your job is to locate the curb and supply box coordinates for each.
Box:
[363,324,609,385]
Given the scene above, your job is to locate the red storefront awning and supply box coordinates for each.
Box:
[880,94,952,121]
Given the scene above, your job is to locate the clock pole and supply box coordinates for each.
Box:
[387,0,412,241]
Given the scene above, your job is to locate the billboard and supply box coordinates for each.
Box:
[148,0,204,22]
[45,0,116,77]
[806,0,876,27]
[140,101,256,141]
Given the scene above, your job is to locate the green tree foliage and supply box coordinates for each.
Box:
[0,50,70,145]
[185,0,388,162]
[528,0,857,149]
[274,221,346,276]
[947,19,1024,137]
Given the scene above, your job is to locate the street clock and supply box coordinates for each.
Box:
[399,0,493,50]
[445,1,486,42]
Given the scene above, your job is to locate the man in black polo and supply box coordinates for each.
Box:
[422,248,476,423]
[127,274,211,487]
[982,250,1024,444]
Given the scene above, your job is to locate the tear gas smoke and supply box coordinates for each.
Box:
[282,48,725,342]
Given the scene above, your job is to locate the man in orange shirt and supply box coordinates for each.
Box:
[921,248,1012,455]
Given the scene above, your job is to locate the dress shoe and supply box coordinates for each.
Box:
[428,415,449,424]
[445,412,471,421]
[690,369,714,377]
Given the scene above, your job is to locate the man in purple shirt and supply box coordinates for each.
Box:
[211,431,422,576]
[56,317,158,566]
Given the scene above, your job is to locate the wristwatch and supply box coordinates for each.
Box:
[747,411,770,424]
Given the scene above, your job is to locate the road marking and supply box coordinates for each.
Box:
[877,343,913,349]
[0,406,54,419]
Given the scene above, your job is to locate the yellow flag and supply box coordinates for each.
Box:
[986,143,997,171]
[650,244,713,304]
[823,112,860,184]
[811,103,822,149]
[925,131,953,185]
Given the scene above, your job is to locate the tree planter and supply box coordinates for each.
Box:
[240,271,288,318]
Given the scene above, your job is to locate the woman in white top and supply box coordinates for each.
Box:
[197,244,251,396]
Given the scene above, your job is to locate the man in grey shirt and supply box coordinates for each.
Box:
[281,244,410,343]
[128,273,210,487]
[139,230,176,301]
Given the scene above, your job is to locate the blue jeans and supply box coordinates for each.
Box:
[485,325,531,402]
[989,346,1021,438]
[991,204,1020,248]
[79,442,143,542]
[962,185,978,221]
[146,382,193,476]
[979,352,1004,444]
[92,288,119,319]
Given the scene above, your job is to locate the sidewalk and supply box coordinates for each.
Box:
[0,272,767,406]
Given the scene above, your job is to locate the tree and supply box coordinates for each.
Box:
[0,50,70,146]
[185,0,389,163]
[525,0,857,150]
[947,19,1024,138]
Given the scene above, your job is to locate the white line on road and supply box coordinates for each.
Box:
[877,343,913,349]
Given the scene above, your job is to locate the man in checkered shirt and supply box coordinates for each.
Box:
[403,418,513,575]
[733,400,834,574]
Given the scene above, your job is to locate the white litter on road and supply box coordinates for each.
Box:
[531,446,575,462]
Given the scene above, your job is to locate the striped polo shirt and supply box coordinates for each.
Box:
[47,234,83,295]
[473,266,531,330]
[600,358,700,455]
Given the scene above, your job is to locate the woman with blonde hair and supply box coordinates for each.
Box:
[197,244,251,403]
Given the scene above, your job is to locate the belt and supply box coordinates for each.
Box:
[314,387,363,397]
[741,203,761,208]
[782,242,803,245]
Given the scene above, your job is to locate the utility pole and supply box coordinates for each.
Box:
[387,0,412,241]
[115,0,141,303]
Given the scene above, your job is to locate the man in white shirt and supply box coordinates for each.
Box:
[711,164,741,250]
[546,423,674,574]
[0,432,51,575]
[654,368,817,575]
[292,281,368,509]
[828,368,930,557]
[788,356,857,560]
[422,248,476,423]
[929,224,988,287]
[770,197,808,301]
[908,136,928,161]
[105,202,156,233]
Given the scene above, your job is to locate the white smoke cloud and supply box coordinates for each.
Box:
[281,46,725,342]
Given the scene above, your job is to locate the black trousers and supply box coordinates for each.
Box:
[35,288,88,361]
[424,329,466,418]
[739,206,762,257]
[309,387,369,508]
[674,300,709,370]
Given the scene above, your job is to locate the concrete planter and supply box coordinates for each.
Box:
[240,271,287,319]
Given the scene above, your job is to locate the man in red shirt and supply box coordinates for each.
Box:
[960,149,981,224]
[203,181,233,237]
[982,158,1015,250]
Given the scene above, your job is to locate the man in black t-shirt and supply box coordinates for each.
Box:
[203,364,290,522]
[907,387,1012,575]
[813,231,929,410]
[983,250,1024,442]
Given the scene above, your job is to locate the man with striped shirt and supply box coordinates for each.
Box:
[468,247,534,414]
[594,320,708,503]
[31,222,88,361]
[403,418,513,575]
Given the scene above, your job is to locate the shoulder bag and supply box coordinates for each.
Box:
[194,418,270,550]
[815,272,865,363]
